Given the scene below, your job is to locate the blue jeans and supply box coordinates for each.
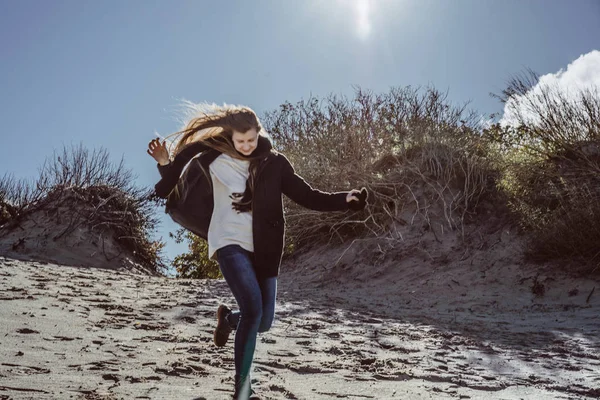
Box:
[216,244,277,379]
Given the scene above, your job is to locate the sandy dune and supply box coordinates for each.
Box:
[1,245,599,399]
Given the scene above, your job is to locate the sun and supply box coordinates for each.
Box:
[354,0,372,40]
[309,0,376,41]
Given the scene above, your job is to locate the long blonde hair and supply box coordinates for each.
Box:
[165,102,270,211]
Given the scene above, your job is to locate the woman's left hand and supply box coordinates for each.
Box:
[346,189,361,203]
[346,187,368,210]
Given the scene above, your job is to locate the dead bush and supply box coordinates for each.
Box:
[263,86,501,251]
[492,69,600,271]
[171,87,504,277]
[0,144,167,274]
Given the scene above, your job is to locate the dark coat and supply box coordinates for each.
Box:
[154,136,352,279]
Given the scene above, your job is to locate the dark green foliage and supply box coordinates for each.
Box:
[171,228,221,279]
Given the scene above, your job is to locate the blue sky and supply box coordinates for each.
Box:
[1,0,599,271]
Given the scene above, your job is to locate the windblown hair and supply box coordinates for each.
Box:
[165,102,269,212]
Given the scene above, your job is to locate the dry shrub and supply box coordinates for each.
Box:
[0,144,167,274]
[491,69,600,270]
[501,141,600,266]
[372,139,498,235]
[170,86,503,277]
[263,86,500,251]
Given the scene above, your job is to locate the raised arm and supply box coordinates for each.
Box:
[153,141,210,198]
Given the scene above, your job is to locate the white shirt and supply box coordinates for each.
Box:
[207,153,254,260]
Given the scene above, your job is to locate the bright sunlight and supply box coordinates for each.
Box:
[309,0,376,40]
[354,0,372,39]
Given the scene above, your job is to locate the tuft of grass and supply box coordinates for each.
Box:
[263,86,501,251]
[490,69,600,272]
[0,144,167,275]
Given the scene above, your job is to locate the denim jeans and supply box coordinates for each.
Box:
[216,244,277,379]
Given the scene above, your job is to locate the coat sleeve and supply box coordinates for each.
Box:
[280,154,350,212]
[154,142,209,198]
[156,162,173,178]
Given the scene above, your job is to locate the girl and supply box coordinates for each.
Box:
[147,103,367,399]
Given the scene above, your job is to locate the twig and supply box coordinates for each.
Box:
[586,286,595,304]
[333,239,360,268]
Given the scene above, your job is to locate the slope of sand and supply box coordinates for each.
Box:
[0,187,157,276]
[1,227,599,400]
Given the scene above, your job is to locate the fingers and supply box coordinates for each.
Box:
[147,138,168,161]
[147,148,158,160]
[147,139,167,155]
[147,138,166,147]
[348,187,368,204]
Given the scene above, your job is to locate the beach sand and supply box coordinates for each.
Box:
[1,233,598,400]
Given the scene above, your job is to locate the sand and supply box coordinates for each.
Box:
[1,232,599,400]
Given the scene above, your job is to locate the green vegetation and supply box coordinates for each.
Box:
[170,228,221,279]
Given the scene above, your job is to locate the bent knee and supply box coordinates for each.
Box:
[239,306,262,324]
[257,317,274,333]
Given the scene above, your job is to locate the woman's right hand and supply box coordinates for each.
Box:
[147,138,170,166]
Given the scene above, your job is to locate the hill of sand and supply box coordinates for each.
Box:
[1,186,599,399]
[0,187,157,276]
[1,221,599,399]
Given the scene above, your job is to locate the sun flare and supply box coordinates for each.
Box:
[354,0,372,39]
[311,0,377,40]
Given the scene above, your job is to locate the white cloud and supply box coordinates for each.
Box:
[500,50,600,127]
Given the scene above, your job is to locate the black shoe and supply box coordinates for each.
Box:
[214,304,232,347]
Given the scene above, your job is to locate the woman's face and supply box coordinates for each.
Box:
[232,128,259,156]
